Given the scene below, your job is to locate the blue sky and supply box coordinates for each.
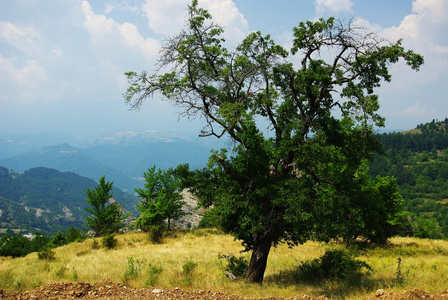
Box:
[1,0,447,141]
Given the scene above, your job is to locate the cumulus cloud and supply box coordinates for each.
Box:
[82,0,160,59]
[142,0,248,42]
[382,0,448,54]
[315,0,354,16]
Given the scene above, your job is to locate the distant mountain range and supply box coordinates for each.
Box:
[0,130,224,191]
[0,166,139,235]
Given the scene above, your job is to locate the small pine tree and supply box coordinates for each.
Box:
[85,176,124,237]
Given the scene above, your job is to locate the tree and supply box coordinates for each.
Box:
[124,1,423,283]
[135,166,186,231]
[85,176,124,237]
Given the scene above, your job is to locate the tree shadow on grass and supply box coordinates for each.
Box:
[264,266,398,299]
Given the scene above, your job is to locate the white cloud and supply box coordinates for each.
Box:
[142,0,248,42]
[0,55,48,103]
[315,0,354,16]
[0,21,42,56]
[104,1,140,14]
[382,0,448,53]
[412,0,447,24]
[82,1,160,59]
[398,102,436,118]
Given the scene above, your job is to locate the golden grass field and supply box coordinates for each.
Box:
[1,229,447,299]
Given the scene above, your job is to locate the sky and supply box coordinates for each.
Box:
[1,0,447,142]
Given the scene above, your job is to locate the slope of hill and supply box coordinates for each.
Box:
[0,166,139,235]
[0,143,139,191]
[370,118,448,238]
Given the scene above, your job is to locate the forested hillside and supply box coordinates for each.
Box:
[0,166,138,235]
[370,118,448,238]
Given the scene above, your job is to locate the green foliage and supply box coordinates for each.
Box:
[49,232,67,248]
[37,247,56,261]
[395,257,404,286]
[124,0,422,283]
[370,118,448,238]
[124,257,144,281]
[101,233,118,249]
[0,234,31,257]
[0,166,139,236]
[85,175,124,237]
[197,207,223,229]
[218,253,249,277]
[91,239,100,250]
[295,249,372,282]
[135,166,186,231]
[64,225,88,243]
[182,260,197,284]
[147,225,164,244]
[146,263,163,287]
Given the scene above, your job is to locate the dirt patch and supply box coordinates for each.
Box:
[1,280,446,299]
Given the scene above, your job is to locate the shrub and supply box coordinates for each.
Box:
[218,253,248,277]
[148,225,164,244]
[146,263,163,287]
[124,257,143,281]
[91,239,100,250]
[49,232,67,248]
[182,260,197,284]
[102,233,118,249]
[295,249,372,282]
[37,247,56,261]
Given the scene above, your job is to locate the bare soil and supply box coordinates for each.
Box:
[1,280,447,299]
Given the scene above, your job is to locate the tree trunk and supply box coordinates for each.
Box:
[246,231,273,284]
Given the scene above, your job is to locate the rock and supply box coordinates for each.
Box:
[225,271,237,281]
[376,289,385,297]
[152,288,163,294]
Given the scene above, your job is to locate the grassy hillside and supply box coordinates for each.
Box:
[1,230,447,299]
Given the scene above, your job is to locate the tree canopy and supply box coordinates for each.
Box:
[124,0,423,283]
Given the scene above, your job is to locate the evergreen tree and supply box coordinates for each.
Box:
[85,176,124,237]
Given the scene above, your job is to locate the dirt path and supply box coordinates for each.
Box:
[1,280,447,299]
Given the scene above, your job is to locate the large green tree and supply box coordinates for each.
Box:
[85,176,124,237]
[124,1,423,283]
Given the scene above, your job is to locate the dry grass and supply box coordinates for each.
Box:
[1,230,447,299]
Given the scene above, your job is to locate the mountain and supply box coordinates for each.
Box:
[0,130,224,190]
[79,130,217,180]
[0,166,139,235]
[0,143,138,191]
[370,118,448,238]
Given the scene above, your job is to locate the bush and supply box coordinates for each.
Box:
[182,260,197,284]
[37,247,56,261]
[91,239,100,250]
[295,249,372,282]
[124,257,143,281]
[146,263,163,287]
[148,225,164,244]
[49,232,67,248]
[0,234,30,257]
[218,253,248,277]
[102,233,118,249]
